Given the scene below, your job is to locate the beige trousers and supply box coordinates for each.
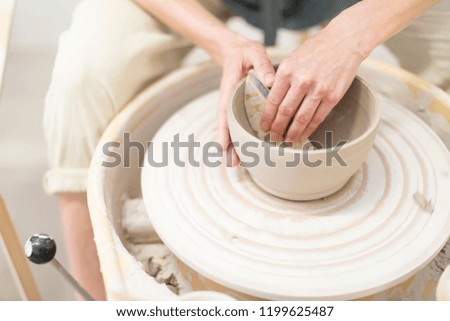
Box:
[43,0,230,194]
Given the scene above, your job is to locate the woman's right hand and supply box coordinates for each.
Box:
[215,35,276,166]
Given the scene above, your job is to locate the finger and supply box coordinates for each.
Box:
[269,86,306,142]
[218,124,230,153]
[225,142,241,167]
[298,82,347,141]
[217,97,230,152]
[284,93,321,143]
[218,68,243,151]
[252,54,276,88]
[260,77,290,132]
[231,146,240,167]
[299,102,334,141]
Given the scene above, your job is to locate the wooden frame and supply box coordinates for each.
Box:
[0,195,40,300]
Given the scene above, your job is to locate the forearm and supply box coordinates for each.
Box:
[327,0,438,57]
[134,0,239,65]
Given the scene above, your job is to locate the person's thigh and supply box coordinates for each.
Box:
[43,0,229,194]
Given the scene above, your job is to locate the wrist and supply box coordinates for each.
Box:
[326,7,377,60]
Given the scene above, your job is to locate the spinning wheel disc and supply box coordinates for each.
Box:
[142,90,450,300]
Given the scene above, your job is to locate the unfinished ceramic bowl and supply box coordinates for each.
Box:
[228,76,380,201]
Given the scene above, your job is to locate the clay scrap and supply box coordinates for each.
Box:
[122,197,190,295]
[122,198,161,244]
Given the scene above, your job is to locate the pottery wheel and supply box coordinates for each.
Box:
[141,90,450,300]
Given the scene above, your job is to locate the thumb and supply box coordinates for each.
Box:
[253,54,276,88]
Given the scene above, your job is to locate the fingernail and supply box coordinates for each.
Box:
[261,121,269,131]
[270,133,280,142]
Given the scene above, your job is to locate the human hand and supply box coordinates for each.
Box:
[216,35,275,166]
[261,25,368,143]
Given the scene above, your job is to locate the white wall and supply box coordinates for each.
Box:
[10,0,80,51]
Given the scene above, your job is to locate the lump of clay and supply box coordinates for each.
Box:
[244,70,310,149]
[122,197,161,244]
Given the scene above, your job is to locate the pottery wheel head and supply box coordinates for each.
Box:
[141,90,450,300]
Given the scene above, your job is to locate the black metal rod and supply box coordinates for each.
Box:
[50,259,95,301]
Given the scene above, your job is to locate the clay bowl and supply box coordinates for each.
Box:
[228,76,380,201]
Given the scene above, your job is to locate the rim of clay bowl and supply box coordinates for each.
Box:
[229,75,380,155]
